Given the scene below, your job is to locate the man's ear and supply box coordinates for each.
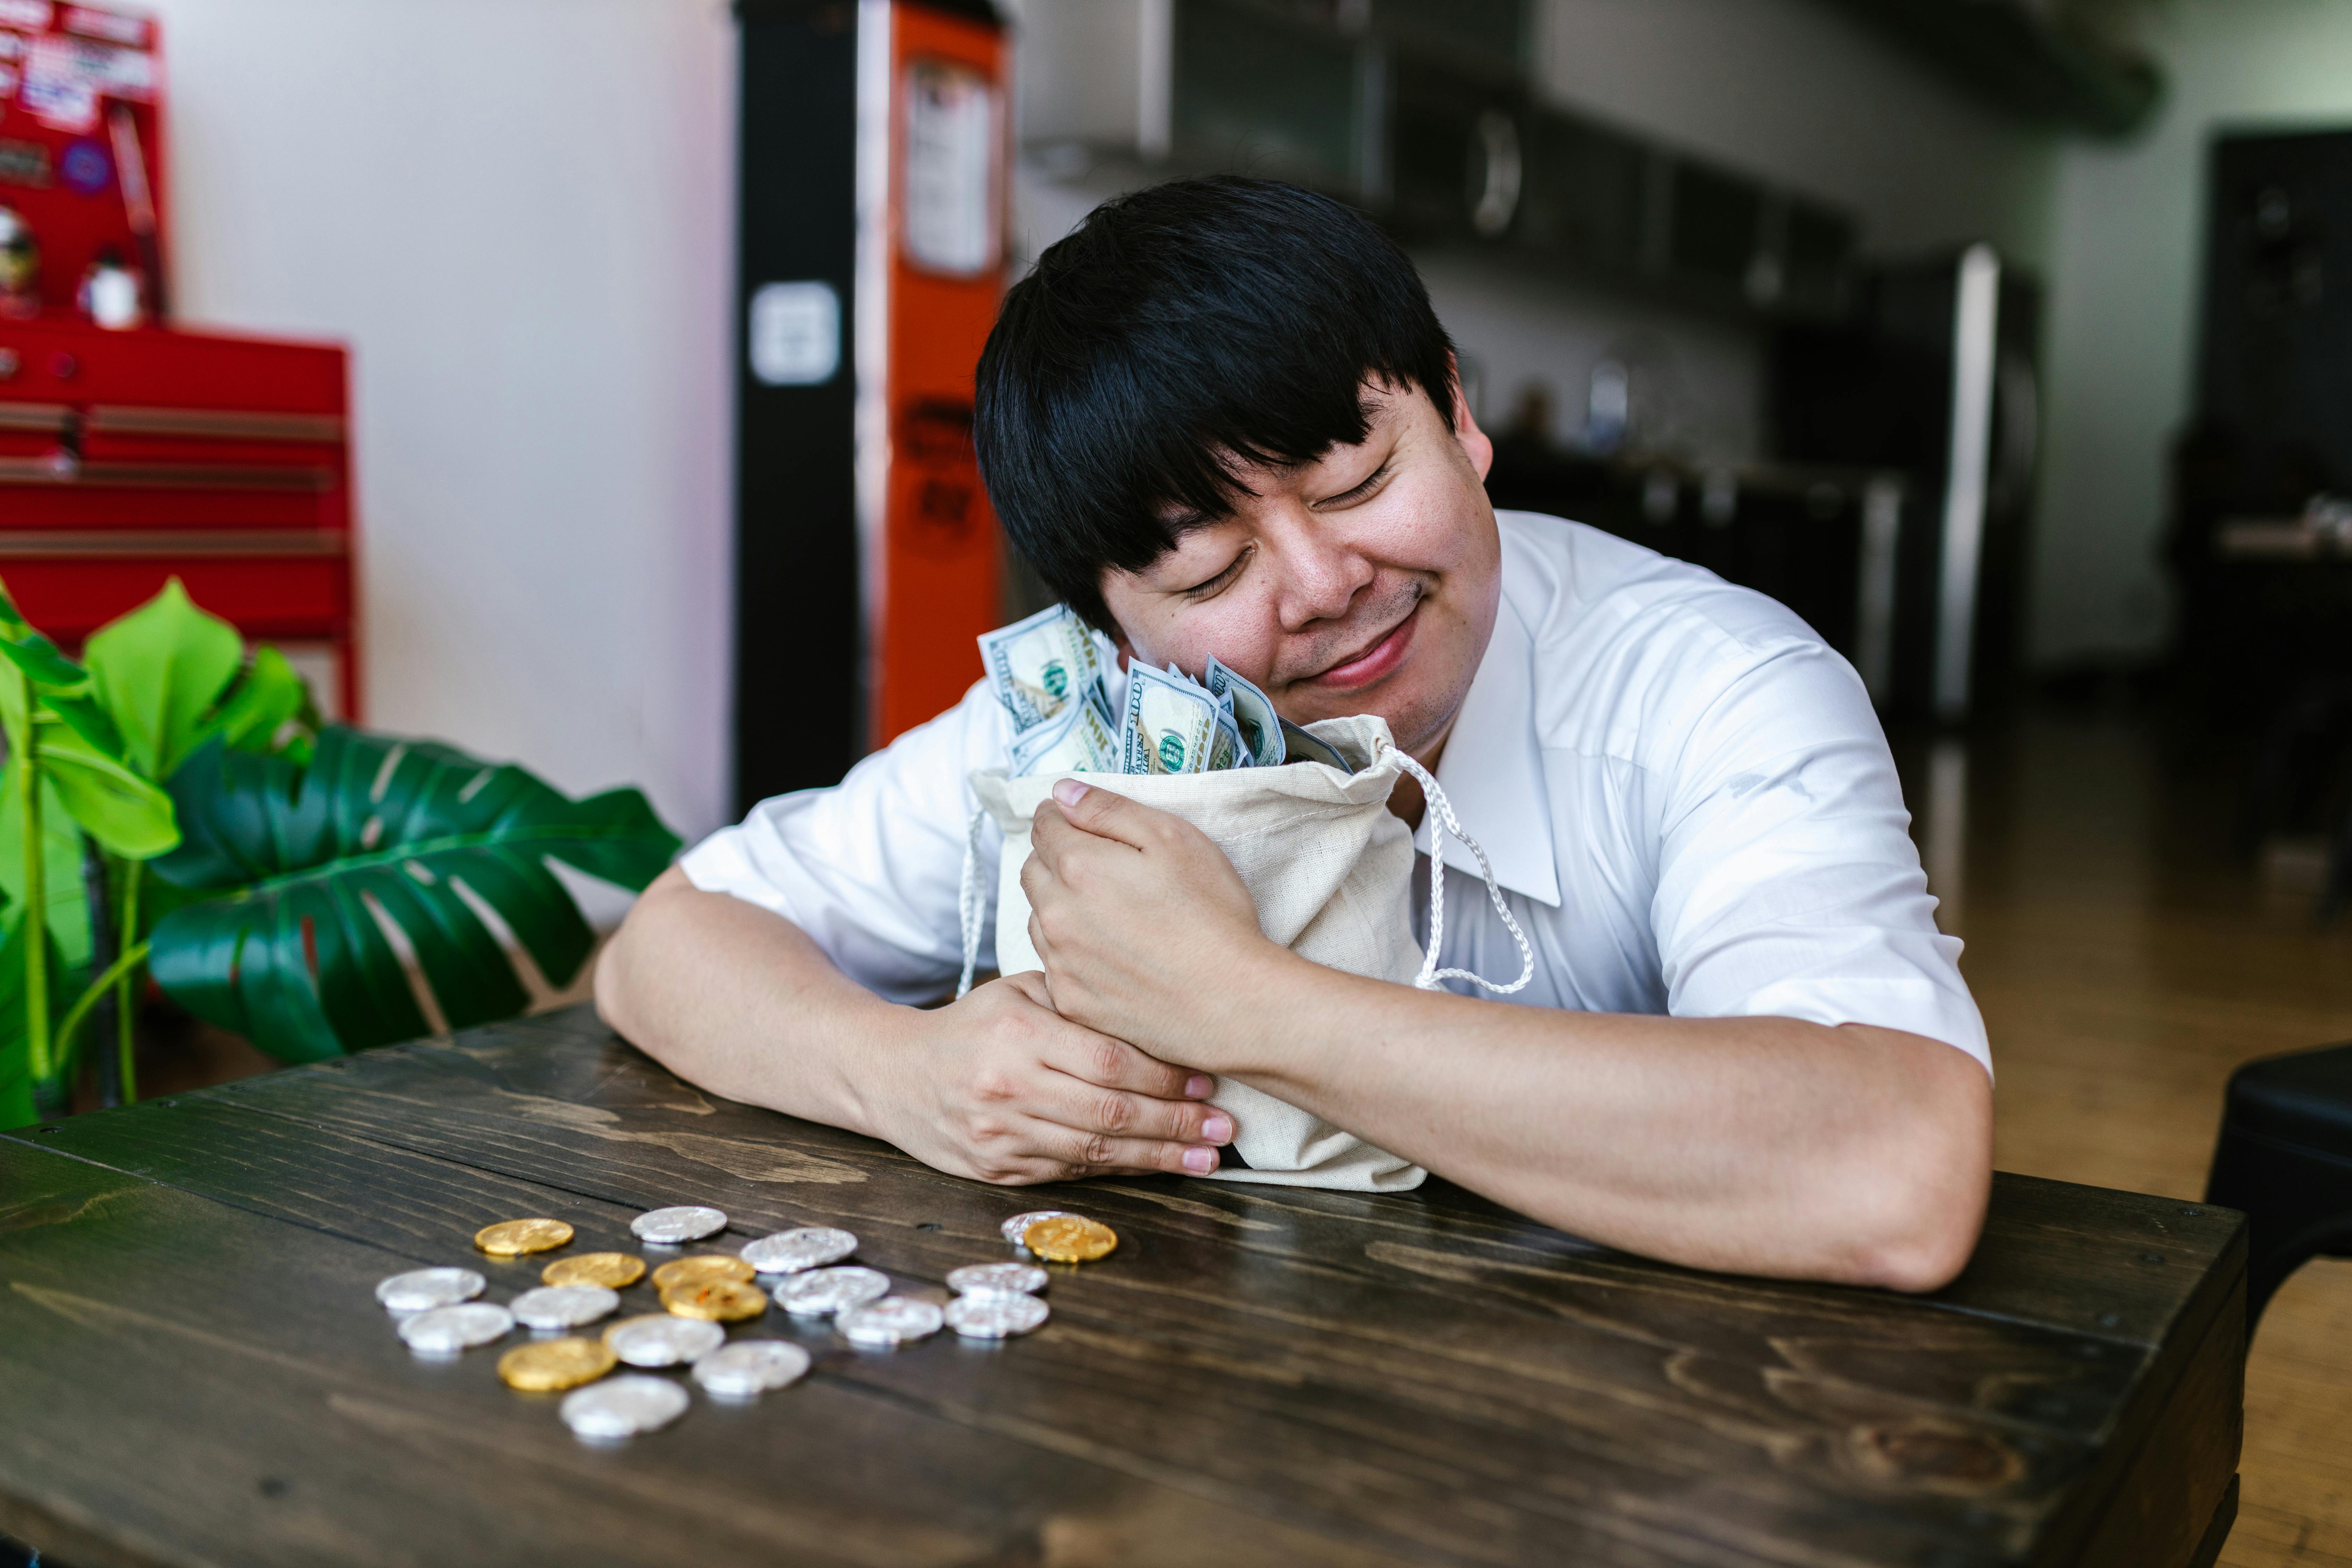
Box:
[1447,352,1496,483]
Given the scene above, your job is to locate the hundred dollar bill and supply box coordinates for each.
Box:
[979,605,1104,734]
[1211,711,1248,771]
[1119,663,1226,775]
[1204,656,1284,768]
[1009,678,1118,776]
[1276,715,1351,772]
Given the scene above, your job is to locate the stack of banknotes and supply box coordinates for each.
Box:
[978,604,1347,778]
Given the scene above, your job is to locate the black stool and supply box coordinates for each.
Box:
[2205,1040,2352,1329]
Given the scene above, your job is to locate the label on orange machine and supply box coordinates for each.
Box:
[861,0,1006,750]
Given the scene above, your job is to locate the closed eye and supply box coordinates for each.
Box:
[1179,544,1251,598]
[1314,460,1392,511]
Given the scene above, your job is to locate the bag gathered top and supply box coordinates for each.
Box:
[960,712,1534,1193]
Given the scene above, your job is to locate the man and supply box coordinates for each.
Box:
[598,177,1991,1292]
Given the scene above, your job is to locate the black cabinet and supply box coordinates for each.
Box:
[1772,253,2043,720]
[2196,128,2352,515]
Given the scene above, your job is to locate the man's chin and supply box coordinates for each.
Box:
[1288,683,1450,757]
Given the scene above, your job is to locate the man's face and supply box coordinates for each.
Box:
[1098,378,1502,763]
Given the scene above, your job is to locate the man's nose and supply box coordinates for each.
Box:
[1271,510,1372,627]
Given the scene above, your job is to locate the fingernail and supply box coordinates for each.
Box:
[1052,777,1089,806]
[1184,1074,1214,1099]
[1202,1114,1233,1144]
[1182,1147,1218,1174]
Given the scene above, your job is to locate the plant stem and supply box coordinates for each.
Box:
[21,735,47,1094]
[117,860,140,1104]
[83,837,119,1109]
[56,940,149,1070]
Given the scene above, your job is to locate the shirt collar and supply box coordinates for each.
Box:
[1414,594,1561,908]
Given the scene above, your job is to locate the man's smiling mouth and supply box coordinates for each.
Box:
[1305,587,1424,689]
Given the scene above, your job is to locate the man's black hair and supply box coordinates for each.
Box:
[974,175,1458,634]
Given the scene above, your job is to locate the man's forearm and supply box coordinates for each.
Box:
[594,867,905,1136]
[596,868,1236,1186]
[1200,950,1992,1291]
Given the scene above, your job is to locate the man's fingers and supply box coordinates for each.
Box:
[1033,1070,1234,1148]
[1025,800,1104,882]
[1036,778,1168,853]
[1040,1026,1212,1100]
[994,969,1056,1009]
[1023,1119,1224,1178]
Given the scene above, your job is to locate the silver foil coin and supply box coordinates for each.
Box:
[774,1265,892,1318]
[692,1340,812,1398]
[561,1374,691,1441]
[740,1226,858,1275]
[376,1267,484,1313]
[837,1296,944,1348]
[605,1314,727,1367]
[999,1210,1069,1247]
[944,1293,1050,1339]
[946,1262,1047,1298]
[397,1301,513,1356]
[630,1205,728,1245]
[510,1284,621,1330]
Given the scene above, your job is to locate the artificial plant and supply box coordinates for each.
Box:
[0,578,314,1124]
[0,577,679,1126]
[148,727,680,1059]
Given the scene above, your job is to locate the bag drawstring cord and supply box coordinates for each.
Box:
[1389,750,1535,995]
[956,804,986,999]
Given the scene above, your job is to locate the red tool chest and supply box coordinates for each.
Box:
[0,315,359,718]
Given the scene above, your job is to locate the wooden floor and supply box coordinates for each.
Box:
[1898,700,2352,1568]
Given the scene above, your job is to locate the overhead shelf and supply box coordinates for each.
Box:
[1820,0,2163,138]
[1119,0,1863,324]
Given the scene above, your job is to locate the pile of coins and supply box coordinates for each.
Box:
[373,1203,1121,1444]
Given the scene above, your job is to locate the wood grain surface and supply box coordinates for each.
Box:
[0,1007,2244,1568]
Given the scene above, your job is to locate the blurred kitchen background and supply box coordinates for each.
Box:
[6,2,2352,1560]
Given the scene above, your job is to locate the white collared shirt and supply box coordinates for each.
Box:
[682,511,1989,1072]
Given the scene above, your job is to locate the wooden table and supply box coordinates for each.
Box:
[0,1007,2245,1568]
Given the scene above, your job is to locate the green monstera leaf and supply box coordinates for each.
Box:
[147,727,680,1062]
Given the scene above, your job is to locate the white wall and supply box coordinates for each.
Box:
[2033,0,2352,665]
[146,0,736,846]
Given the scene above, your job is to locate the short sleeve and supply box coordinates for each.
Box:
[1648,642,1990,1073]
[678,678,1010,1004]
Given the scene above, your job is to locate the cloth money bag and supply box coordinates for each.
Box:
[962,714,1531,1193]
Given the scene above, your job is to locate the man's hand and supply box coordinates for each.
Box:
[878,969,1233,1183]
[1023,779,1288,1062]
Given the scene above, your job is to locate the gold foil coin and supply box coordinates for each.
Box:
[1022,1215,1118,1262]
[474,1218,575,1256]
[542,1252,646,1289]
[650,1254,755,1291]
[498,1336,617,1392]
[661,1279,769,1323]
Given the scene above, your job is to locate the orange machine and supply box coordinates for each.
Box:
[870,3,1006,748]
[734,0,1007,808]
